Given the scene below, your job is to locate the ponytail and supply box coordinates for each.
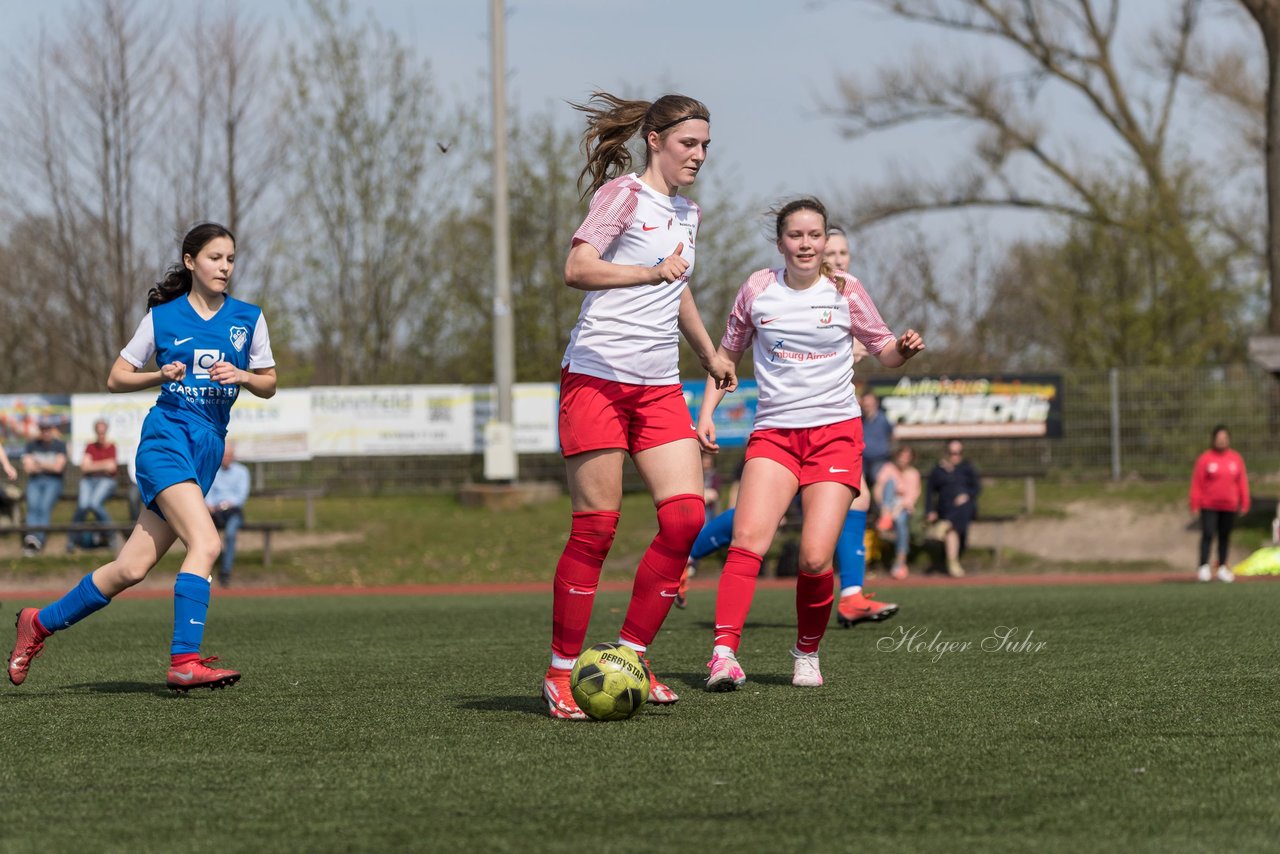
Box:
[147,266,193,309]
[571,91,711,198]
[147,222,235,309]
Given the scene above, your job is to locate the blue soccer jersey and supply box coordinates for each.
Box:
[120,295,275,436]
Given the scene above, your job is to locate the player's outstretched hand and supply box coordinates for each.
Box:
[160,361,186,382]
[896,329,925,359]
[650,243,689,284]
[209,361,245,386]
[696,415,719,454]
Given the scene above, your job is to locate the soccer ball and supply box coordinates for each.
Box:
[570,643,650,721]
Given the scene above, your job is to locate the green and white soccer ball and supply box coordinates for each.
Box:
[570,643,650,721]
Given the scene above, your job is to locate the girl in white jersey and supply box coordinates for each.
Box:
[543,92,736,720]
[696,198,923,689]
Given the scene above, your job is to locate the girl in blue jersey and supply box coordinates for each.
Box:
[7,223,276,692]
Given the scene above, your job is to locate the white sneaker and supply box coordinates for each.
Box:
[1216,566,1235,583]
[791,648,823,687]
[1196,564,1212,583]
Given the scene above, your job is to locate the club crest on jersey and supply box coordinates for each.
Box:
[819,309,833,325]
[229,325,249,353]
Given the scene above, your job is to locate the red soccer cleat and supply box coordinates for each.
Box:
[641,656,679,704]
[836,591,900,628]
[167,656,241,692]
[8,608,50,687]
[542,665,588,720]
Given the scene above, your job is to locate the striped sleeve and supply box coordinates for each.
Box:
[840,273,897,355]
[721,269,773,352]
[571,178,640,255]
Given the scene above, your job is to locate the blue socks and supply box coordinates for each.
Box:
[690,508,736,561]
[38,573,111,633]
[834,509,868,591]
[171,573,211,655]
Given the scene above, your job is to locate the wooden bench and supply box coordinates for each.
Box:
[1,521,290,567]
[254,487,326,531]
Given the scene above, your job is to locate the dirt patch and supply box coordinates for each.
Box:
[967,501,1246,570]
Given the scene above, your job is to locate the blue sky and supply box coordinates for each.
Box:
[1,0,1253,267]
[0,0,956,205]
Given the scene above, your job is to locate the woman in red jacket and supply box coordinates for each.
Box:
[1189,425,1250,583]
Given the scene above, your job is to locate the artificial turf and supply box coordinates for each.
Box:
[1,581,1277,852]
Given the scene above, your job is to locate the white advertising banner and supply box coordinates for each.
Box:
[227,388,312,461]
[309,385,475,456]
[472,383,560,453]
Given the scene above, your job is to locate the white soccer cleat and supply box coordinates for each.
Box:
[1216,566,1235,583]
[1196,565,1212,583]
[791,648,823,687]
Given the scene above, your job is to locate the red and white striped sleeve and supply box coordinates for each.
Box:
[571,177,640,255]
[721,269,773,353]
[840,273,897,355]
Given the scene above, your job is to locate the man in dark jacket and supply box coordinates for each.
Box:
[925,439,980,577]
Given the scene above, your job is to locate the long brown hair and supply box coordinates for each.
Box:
[571,92,710,198]
[147,222,235,309]
[771,197,844,291]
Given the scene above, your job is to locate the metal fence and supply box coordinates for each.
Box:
[244,365,1280,494]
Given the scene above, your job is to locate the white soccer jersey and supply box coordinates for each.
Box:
[722,268,897,430]
[562,173,700,385]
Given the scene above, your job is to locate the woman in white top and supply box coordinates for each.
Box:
[696,198,923,689]
[543,92,736,720]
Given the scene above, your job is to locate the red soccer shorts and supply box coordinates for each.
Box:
[558,367,696,457]
[744,417,864,490]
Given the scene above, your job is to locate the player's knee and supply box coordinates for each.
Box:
[797,552,834,575]
[111,558,151,587]
[655,494,705,549]
[189,536,223,567]
[567,511,620,562]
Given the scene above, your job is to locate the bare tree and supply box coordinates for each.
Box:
[1198,0,1280,332]
[168,2,287,304]
[830,0,1259,365]
[277,0,452,385]
[0,0,172,388]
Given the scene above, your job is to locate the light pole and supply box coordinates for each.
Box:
[485,0,517,481]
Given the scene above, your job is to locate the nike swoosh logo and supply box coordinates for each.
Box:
[800,635,822,641]
[829,467,849,473]
[760,317,781,325]
[641,223,659,231]
[659,591,678,598]
[567,588,592,596]
[189,619,205,625]
[714,624,736,630]
[10,657,25,668]
[171,671,195,682]
[174,336,194,346]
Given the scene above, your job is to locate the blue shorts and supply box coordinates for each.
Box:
[135,408,225,514]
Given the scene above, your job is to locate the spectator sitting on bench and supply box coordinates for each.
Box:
[925,439,981,578]
[22,419,67,556]
[206,444,250,587]
[0,440,16,483]
[69,419,120,552]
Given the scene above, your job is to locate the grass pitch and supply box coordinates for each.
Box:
[1,581,1278,852]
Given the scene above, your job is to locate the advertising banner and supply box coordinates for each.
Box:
[864,374,1064,439]
[472,383,560,453]
[681,379,759,448]
[310,385,475,456]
